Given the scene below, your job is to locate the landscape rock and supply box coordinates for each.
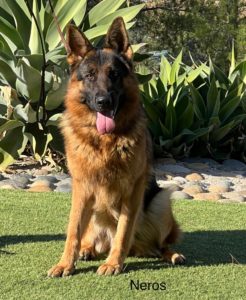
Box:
[155,158,177,164]
[29,179,53,189]
[55,173,70,181]
[0,184,17,190]
[237,190,246,196]
[171,191,193,200]
[157,181,181,191]
[0,174,6,181]
[194,192,222,201]
[56,177,72,186]
[238,185,246,191]
[182,185,204,195]
[208,181,231,193]
[172,176,187,185]
[222,159,246,171]
[182,157,220,167]
[185,173,204,181]
[2,155,246,204]
[32,169,50,176]
[155,164,191,175]
[8,174,31,186]
[31,175,58,184]
[184,163,209,170]
[222,192,245,203]
[55,183,72,193]
[0,179,25,189]
[28,186,52,192]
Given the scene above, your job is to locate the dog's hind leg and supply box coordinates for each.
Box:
[161,217,186,265]
[161,247,186,265]
[133,188,186,264]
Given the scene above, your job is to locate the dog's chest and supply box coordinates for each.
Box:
[92,184,128,221]
[72,134,140,177]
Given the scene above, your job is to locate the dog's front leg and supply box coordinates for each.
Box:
[48,179,93,277]
[97,177,145,275]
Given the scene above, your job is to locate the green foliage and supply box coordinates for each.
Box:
[132,0,246,71]
[0,0,144,170]
[140,50,246,161]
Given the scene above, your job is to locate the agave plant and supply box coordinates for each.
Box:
[140,50,246,160]
[0,0,144,170]
[139,51,212,157]
[189,49,246,160]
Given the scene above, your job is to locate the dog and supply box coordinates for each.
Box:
[48,17,185,277]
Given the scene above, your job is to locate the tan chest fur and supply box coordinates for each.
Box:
[63,112,147,173]
[61,113,149,216]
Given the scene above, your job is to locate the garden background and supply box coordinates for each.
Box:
[0,1,245,299]
[0,0,245,169]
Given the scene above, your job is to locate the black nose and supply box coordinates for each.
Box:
[96,96,111,108]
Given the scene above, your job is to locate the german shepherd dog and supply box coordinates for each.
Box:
[48,17,185,277]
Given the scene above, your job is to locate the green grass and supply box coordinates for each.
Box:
[0,190,245,300]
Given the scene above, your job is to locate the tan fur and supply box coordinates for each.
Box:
[132,189,179,257]
[47,17,184,278]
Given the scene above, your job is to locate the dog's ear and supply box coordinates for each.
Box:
[104,17,133,60]
[66,25,93,65]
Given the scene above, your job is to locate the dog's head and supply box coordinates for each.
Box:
[66,17,138,135]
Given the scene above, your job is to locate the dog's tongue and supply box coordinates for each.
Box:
[96,112,115,134]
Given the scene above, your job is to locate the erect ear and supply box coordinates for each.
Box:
[66,24,93,65]
[104,17,133,60]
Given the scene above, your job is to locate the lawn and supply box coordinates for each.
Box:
[0,190,245,300]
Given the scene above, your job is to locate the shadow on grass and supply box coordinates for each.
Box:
[0,234,65,249]
[179,230,246,266]
[0,231,245,271]
[120,230,246,273]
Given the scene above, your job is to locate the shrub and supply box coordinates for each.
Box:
[140,50,246,161]
[0,0,144,170]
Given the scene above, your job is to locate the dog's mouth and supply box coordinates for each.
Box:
[96,97,119,135]
[96,111,116,134]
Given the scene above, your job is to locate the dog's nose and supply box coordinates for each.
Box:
[96,96,111,108]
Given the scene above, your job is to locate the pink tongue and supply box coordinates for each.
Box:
[96,112,115,134]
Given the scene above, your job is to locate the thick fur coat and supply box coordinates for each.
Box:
[48,17,185,277]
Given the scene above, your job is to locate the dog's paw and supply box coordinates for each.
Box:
[79,247,96,261]
[97,263,122,276]
[47,263,75,278]
[162,249,186,265]
[171,253,186,265]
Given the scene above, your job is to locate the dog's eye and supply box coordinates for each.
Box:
[85,72,95,81]
[109,70,119,81]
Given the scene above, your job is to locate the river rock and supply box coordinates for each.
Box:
[155,164,191,175]
[55,183,72,193]
[29,179,53,189]
[185,173,204,181]
[172,176,187,185]
[185,163,209,170]
[222,159,246,171]
[182,185,204,195]
[194,192,222,201]
[222,192,245,203]
[28,186,53,192]
[171,191,193,200]
[0,179,25,189]
[31,175,58,184]
[208,181,231,193]
[56,177,72,186]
